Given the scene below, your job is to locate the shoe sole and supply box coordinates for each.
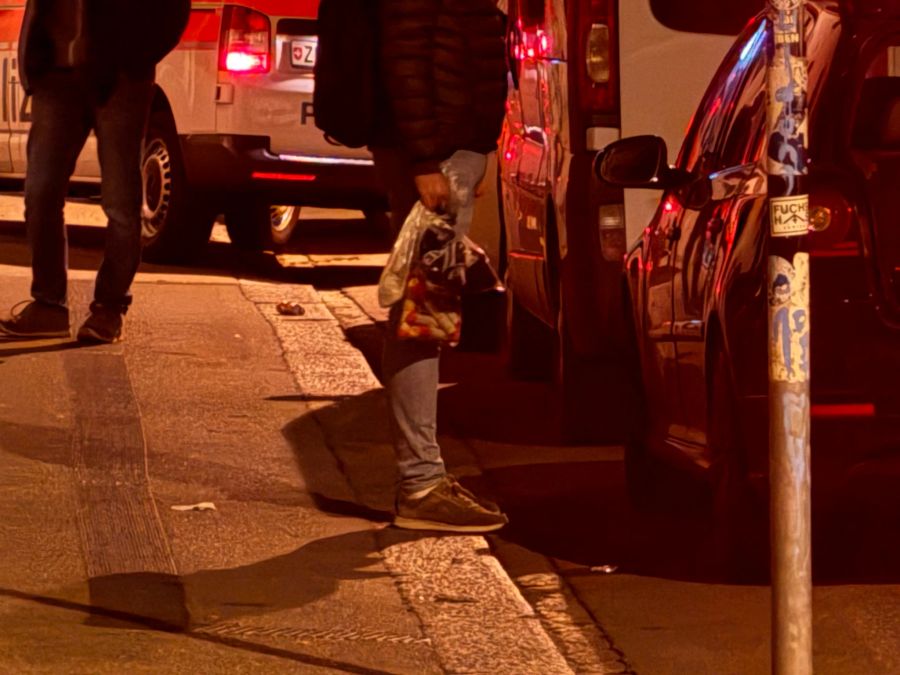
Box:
[393,516,507,533]
[76,328,122,344]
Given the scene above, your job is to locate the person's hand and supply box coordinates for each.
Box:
[415,173,450,212]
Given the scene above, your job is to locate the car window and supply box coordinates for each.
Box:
[677,19,767,174]
[719,43,767,167]
[677,5,837,174]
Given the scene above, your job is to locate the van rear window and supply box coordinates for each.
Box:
[650,0,763,36]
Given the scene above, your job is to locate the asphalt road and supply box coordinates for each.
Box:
[1,200,899,674]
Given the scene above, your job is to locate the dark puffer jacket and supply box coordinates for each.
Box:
[19,0,191,98]
[375,0,508,175]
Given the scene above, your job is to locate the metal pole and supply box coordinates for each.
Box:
[765,1,812,673]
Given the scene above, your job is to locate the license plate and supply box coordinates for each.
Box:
[291,38,317,68]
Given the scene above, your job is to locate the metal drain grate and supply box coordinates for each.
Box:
[197,621,432,647]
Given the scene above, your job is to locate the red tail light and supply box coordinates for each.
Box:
[808,190,859,257]
[577,0,618,119]
[220,5,271,74]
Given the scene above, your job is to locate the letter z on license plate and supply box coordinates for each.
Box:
[291,38,317,68]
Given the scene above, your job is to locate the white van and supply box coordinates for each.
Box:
[497,0,762,440]
[0,1,386,261]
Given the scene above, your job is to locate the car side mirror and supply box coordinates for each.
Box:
[595,135,690,189]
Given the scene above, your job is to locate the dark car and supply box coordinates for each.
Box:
[598,1,900,562]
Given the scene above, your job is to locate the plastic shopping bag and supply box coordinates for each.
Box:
[377,202,432,309]
[377,150,503,345]
[395,208,466,345]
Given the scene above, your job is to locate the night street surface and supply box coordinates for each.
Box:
[0,198,899,674]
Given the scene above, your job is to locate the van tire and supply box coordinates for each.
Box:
[505,286,554,380]
[225,201,274,251]
[458,290,506,353]
[555,288,606,443]
[141,111,216,264]
[270,205,301,246]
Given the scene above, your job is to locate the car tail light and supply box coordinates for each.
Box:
[808,190,859,256]
[577,0,618,120]
[220,5,271,74]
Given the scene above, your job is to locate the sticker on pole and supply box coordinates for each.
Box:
[768,253,810,384]
[770,194,808,237]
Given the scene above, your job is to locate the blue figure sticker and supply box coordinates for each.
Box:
[766,8,809,193]
[768,253,810,384]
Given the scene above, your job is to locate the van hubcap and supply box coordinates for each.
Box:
[141,140,173,242]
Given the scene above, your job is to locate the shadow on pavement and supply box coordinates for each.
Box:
[0,547,399,675]
[0,218,387,290]
[282,389,398,517]
[0,337,86,357]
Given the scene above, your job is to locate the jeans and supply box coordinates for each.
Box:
[25,69,153,312]
[372,147,487,496]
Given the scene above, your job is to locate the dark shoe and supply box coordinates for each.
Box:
[0,301,70,339]
[77,304,124,344]
[394,476,509,533]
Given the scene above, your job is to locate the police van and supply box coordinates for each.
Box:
[0,0,385,261]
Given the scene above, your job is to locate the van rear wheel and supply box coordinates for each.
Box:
[270,205,301,246]
[504,286,554,380]
[555,289,607,443]
[141,110,215,263]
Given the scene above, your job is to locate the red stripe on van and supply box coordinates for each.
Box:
[178,9,221,47]
[0,9,25,44]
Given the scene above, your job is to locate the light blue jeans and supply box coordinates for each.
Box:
[374,149,487,496]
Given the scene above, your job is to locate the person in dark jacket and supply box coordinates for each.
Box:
[372,0,509,532]
[0,0,190,343]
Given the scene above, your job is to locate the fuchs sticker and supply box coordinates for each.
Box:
[770,194,808,237]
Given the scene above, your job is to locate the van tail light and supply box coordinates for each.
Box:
[574,0,619,136]
[586,23,611,83]
[220,5,271,74]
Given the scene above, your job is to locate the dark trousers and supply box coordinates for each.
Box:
[25,69,153,311]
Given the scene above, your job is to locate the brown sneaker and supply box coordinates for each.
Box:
[0,301,70,339]
[446,474,502,514]
[394,476,509,533]
[76,304,124,344]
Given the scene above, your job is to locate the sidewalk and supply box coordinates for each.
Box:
[0,260,572,673]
